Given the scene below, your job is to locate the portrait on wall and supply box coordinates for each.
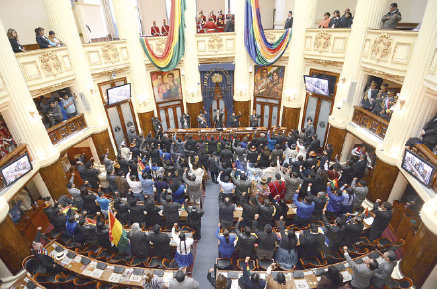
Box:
[253,65,285,98]
[150,69,183,103]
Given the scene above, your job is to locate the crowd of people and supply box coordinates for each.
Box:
[36,90,78,129]
[29,111,398,288]
[196,9,234,33]
[360,81,399,121]
[7,27,64,52]
[150,19,170,37]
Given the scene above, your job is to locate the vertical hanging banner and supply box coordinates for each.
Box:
[139,0,186,71]
[199,63,235,127]
[245,0,292,66]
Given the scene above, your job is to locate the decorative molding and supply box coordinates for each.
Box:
[425,87,437,99]
[314,30,332,51]
[362,67,403,83]
[155,37,167,55]
[39,52,63,76]
[306,58,343,67]
[371,32,393,60]
[208,35,224,53]
[101,43,120,63]
[91,67,130,79]
[30,80,75,97]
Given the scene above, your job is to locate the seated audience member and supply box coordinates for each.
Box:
[343,246,378,288]
[169,270,199,289]
[382,3,402,29]
[35,27,53,49]
[7,28,25,52]
[266,263,293,289]
[235,217,257,259]
[328,10,341,28]
[215,224,235,258]
[207,268,232,289]
[338,11,353,28]
[252,214,276,259]
[371,250,397,288]
[46,101,63,127]
[299,223,326,259]
[172,223,194,269]
[316,266,343,289]
[322,209,345,251]
[148,224,171,258]
[238,257,266,289]
[48,31,63,47]
[293,194,315,225]
[369,199,393,241]
[143,270,165,289]
[351,177,368,210]
[276,217,298,270]
[319,12,331,28]
[61,93,77,118]
[127,223,150,257]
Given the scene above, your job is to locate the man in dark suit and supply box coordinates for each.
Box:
[284,11,293,29]
[308,135,320,153]
[369,200,393,241]
[352,154,367,179]
[361,81,378,111]
[224,15,234,32]
[148,224,172,258]
[328,10,341,28]
[421,113,437,150]
[229,111,241,128]
[343,215,364,246]
[299,224,326,259]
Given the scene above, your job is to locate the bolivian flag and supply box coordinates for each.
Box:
[330,178,339,189]
[108,209,129,251]
[138,156,146,172]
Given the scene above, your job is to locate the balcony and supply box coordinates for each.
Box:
[361,29,418,83]
[82,40,130,78]
[47,113,87,145]
[352,106,389,139]
[304,28,351,65]
[195,32,236,61]
[15,47,75,97]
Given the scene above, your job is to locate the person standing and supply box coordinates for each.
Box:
[381,3,402,29]
[371,250,397,288]
[161,19,169,36]
[319,12,331,28]
[284,11,293,29]
[361,81,378,111]
[172,223,195,269]
[151,21,160,36]
[216,9,225,32]
[328,10,341,28]
[249,110,261,127]
[224,15,234,32]
[215,224,236,258]
[343,246,378,289]
[369,200,393,241]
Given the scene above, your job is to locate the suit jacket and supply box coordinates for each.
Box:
[36,34,50,48]
[9,38,23,52]
[299,231,326,258]
[338,17,353,28]
[345,253,375,288]
[308,139,320,153]
[328,17,340,28]
[284,17,293,29]
[127,231,150,257]
[372,260,396,288]
[422,114,437,147]
[344,221,364,246]
[382,10,402,29]
[148,232,171,258]
[235,221,257,258]
[224,20,234,32]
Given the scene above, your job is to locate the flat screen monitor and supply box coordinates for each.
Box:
[107,83,131,106]
[401,150,436,187]
[304,75,330,96]
[0,153,32,186]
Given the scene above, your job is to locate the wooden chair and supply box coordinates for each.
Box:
[257,259,276,270]
[128,256,149,267]
[237,259,256,271]
[300,251,327,269]
[391,277,414,289]
[147,257,164,268]
[216,258,232,270]
[55,275,76,289]
[22,256,46,276]
[73,277,98,288]
[162,258,179,269]
[33,272,66,287]
[110,252,130,265]
[96,248,114,262]
[355,236,374,250]
[385,239,405,253]
[325,251,345,265]
[374,237,394,250]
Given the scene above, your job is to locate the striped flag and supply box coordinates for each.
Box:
[108,209,130,251]
[138,156,146,172]
[330,178,339,189]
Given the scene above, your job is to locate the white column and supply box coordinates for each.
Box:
[233,0,251,103]
[33,173,52,201]
[183,0,202,104]
[387,172,408,203]
[379,0,437,164]
[281,0,317,125]
[0,19,58,166]
[112,0,156,115]
[42,0,109,134]
[273,0,286,29]
[329,0,388,129]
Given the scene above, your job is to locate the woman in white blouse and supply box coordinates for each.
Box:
[171,223,194,270]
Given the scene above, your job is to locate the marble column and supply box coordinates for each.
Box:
[281,0,317,126]
[33,173,52,201]
[0,19,58,166]
[183,0,202,106]
[112,0,156,120]
[41,0,109,135]
[379,0,437,165]
[329,0,388,129]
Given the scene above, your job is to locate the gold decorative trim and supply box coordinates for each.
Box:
[39,52,63,76]
[314,30,332,52]
[155,37,167,55]
[30,80,75,97]
[371,32,392,60]
[305,58,343,67]
[91,67,130,79]
[425,87,437,99]
[208,35,224,53]
[362,67,403,83]
[101,43,120,63]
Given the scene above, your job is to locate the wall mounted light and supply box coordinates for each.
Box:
[284,88,297,102]
[235,84,248,96]
[29,110,42,121]
[180,68,185,76]
[248,66,253,73]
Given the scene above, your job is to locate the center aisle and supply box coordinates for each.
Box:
[192,180,220,288]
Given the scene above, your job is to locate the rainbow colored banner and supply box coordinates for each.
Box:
[139,0,186,71]
[245,0,292,66]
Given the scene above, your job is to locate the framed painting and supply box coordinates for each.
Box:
[253,65,285,99]
[150,69,183,103]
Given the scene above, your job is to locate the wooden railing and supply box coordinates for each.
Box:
[410,143,437,192]
[352,106,389,139]
[47,114,87,145]
[0,144,30,190]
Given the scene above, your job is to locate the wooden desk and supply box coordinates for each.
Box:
[9,273,44,289]
[166,127,287,139]
[217,250,382,289]
[45,241,177,288]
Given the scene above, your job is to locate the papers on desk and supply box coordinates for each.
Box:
[341,271,352,282]
[231,279,239,289]
[60,257,72,266]
[294,278,310,289]
[92,269,104,278]
[73,256,82,263]
[130,274,143,283]
[107,265,115,270]
[163,271,174,282]
[108,273,122,283]
[364,217,374,225]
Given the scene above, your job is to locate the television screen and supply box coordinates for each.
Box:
[107,83,131,106]
[0,153,32,186]
[304,75,330,96]
[402,150,436,187]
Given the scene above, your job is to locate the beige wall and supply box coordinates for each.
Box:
[396,0,427,23]
[138,0,167,36]
[196,0,226,18]
[80,3,109,39]
[0,0,50,45]
[259,0,275,29]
